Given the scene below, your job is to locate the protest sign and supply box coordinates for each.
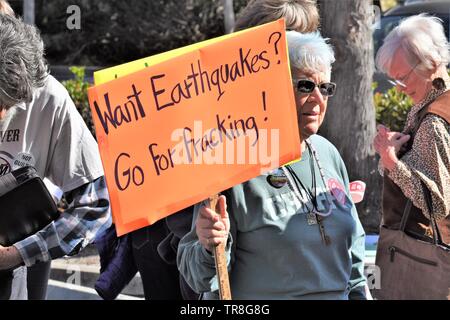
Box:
[88,19,300,236]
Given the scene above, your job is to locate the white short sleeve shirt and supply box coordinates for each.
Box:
[0,75,104,192]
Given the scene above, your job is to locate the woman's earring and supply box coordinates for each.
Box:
[432,77,446,90]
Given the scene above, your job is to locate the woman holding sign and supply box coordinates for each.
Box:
[177,31,367,300]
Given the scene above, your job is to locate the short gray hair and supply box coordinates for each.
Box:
[376,14,450,74]
[287,31,335,80]
[0,14,48,108]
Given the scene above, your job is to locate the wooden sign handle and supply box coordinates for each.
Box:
[209,194,232,300]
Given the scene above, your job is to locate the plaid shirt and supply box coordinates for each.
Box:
[13,176,112,266]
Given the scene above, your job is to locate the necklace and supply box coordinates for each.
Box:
[289,140,333,216]
[282,139,333,245]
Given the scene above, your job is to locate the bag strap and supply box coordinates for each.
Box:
[399,200,412,232]
[399,92,445,245]
[420,180,443,246]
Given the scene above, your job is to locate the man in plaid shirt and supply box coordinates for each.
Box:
[0,10,111,299]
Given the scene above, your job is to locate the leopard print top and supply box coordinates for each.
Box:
[387,87,450,221]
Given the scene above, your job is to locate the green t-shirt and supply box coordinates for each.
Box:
[178,134,366,299]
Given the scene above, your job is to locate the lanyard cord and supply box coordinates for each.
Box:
[286,149,317,208]
[286,140,332,217]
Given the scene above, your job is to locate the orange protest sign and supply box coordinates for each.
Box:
[88,19,300,236]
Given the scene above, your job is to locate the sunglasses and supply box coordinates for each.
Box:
[293,79,337,97]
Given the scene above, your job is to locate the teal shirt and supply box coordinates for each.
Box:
[177,135,366,299]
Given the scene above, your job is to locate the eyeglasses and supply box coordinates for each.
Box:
[292,79,337,97]
[387,62,419,88]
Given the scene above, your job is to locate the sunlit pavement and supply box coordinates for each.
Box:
[46,280,142,300]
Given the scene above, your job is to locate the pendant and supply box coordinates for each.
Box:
[267,168,288,189]
[306,212,318,225]
[317,216,331,246]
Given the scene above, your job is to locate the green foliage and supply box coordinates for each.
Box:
[61,66,95,137]
[373,85,413,132]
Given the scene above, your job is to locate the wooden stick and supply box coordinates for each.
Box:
[209,194,232,300]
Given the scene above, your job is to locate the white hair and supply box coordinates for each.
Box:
[0,14,48,108]
[376,14,450,74]
[286,31,335,80]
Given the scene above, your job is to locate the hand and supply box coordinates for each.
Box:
[375,125,409,154]
[373,125,410,171]
[196,195,230,253]
[0,245,23,270]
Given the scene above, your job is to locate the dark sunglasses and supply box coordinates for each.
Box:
[293,79,337,97]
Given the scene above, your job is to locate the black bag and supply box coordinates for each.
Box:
[0,166,59,247]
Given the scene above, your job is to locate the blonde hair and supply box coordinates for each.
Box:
[0,0,14,16]
[234,0,319,32]
[376,14,450,74]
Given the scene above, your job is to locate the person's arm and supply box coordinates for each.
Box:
[177,197,235,295]
[13,176,112,266]
[388,116,449,220]
[0,245,22,270]
[348,210,367,300]
[337,155,367,300]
